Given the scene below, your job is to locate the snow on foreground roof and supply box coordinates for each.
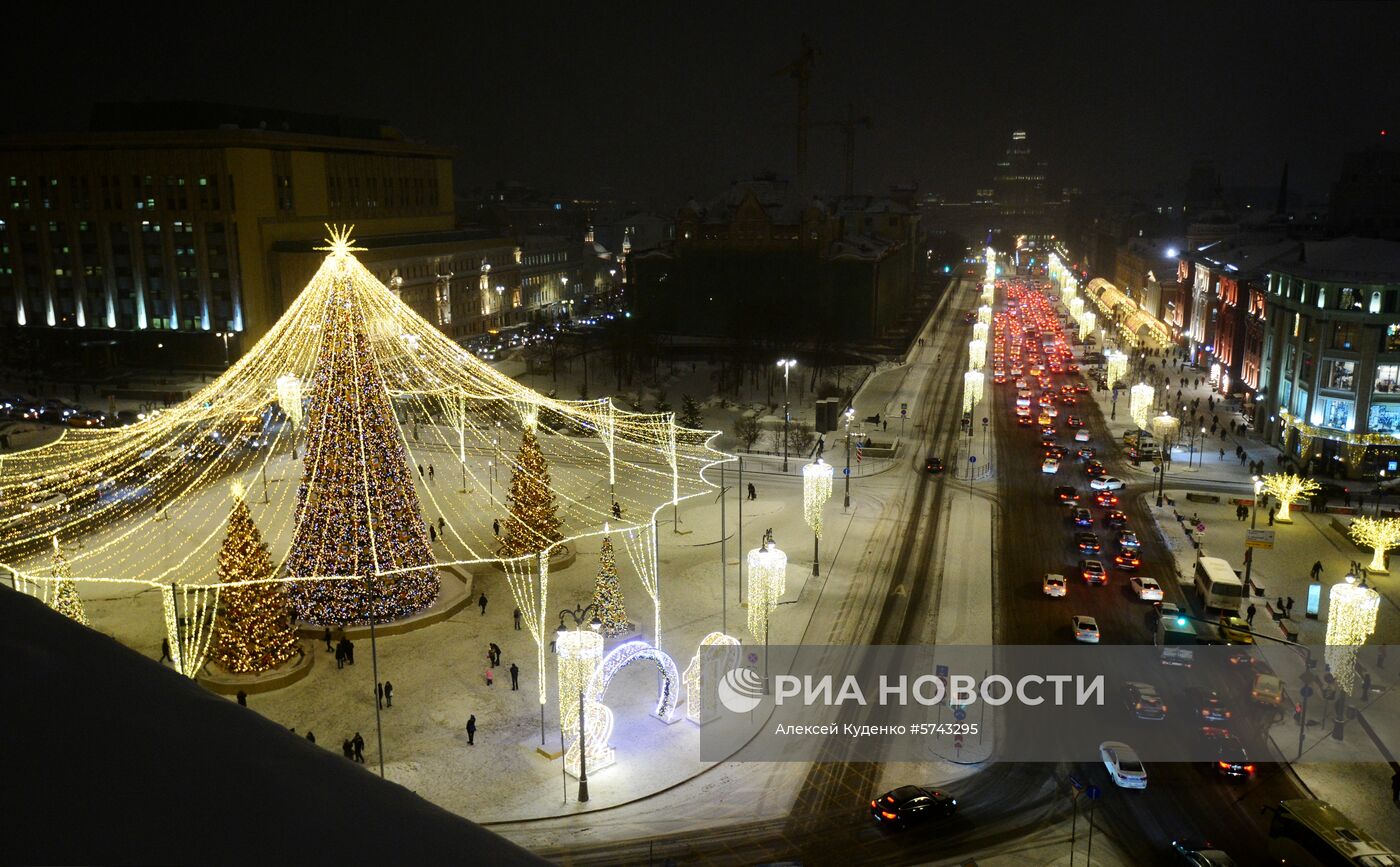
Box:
[0,588,546,867]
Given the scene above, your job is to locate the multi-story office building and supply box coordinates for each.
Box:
[1257,238,1400,477]
[0,102,454,362]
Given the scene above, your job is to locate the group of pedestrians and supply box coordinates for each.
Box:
[375,681,394,708]
[342,732,366,762]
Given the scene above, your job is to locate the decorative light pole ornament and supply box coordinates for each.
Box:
[1130,383,1155,430]
[1106,351,1128,391]
[803,458,834,576]
[557,628,604,735]
[276,373,303,429]
[977,304,992,326]
[963,370,985,415]
[1068,296,1084,321]
[1325,576,1380,694]
[1079,310,1096,342]
[972,321,989,344]
[746,542,787,642]
[1151,414,1180,450]
[968,338,986,371]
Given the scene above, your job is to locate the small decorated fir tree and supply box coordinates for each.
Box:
[500,427,564,558]
[49,538,89,626]
[591,536,629,636]
[211,485,300,674]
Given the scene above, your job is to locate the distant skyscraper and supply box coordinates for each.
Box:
[993,130,1047,213]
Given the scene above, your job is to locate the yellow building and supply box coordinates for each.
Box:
[0,103,453,360]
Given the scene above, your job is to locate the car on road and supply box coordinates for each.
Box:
[1041,435,1058,448]
[1201,728,1254,779]
[925,455,945,474]
[1129,575,1163,601]
[1077,447,1096,460]
[1043,573,1067,597]
[1117,530,1140,549]
[1065,415,1083,427]
[1075,531,1102,553]
[1114,551,1141,571]
[1016,414,1035,426]
[1102,510,1129,528]
[1094,491,1119,507]
[1074,428,1091,442]
[1071,508,1093,526]
[1085,460,1105,477]
[1217,615,1253,644]
[993,371,1006,384]
[1153,601,1181,624]
[1044,405,1059,418]
[1079,559,1107,584]
[869,786,957,827]
[1170,840,1240,866]
[1090,476,1126,491]
[1101,741,1147,789]
[1124,681,1168,719]
[1054,485,1079,503]
[1250,673,1284,707]
[1061,394,1077,405]
[1041,457,1060,474]
[1038,413,1053,426]
[1186,686,1233,722]
[1044,446,1069,460]
[1075,383,1091,393]
[1072,614,1100,643]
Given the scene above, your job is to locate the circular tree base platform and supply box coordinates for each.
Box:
[293,564,474,641]
[199,641,315,695]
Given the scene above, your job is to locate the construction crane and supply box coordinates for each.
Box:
[813,102,873,197]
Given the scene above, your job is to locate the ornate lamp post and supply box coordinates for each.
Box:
[1324,575,1379,740]
[557,604,603,802]
[803,458,833,575]
[747,542,788,689]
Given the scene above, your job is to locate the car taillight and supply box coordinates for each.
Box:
[1217,761,1229,769]
[1135,702,1142,710]
[881,811,897,820]
[1160,705,1167,713]
[1224,711,1232,718]
[1243,764,1254,774]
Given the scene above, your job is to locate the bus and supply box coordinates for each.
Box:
[1267,799,1399,866]
[1195,556,1246,613]
[1154,608,1197,667]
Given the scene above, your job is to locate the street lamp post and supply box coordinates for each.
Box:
[843,408,854,509]
[1244,476,1264,593]
[495,285,506,327]
[216,331,231,367]
[557,604,603,803]
[777,359,797,472]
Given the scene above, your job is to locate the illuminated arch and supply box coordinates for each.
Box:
[587,639,680,722]
[684,632,741,725]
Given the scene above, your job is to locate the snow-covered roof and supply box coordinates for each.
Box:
[1275,237,1400,284]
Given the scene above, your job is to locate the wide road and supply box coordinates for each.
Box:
[988,285,1305,864]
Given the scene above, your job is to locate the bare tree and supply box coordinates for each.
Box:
[733,415,762,451]
[786,421,816,456]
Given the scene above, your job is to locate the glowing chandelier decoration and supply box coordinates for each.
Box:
[1324,576,1379,694]
[977,304,992,326]
[1106,351,1128,391]
[0,224,729,710]
[963,370,985,414]
[1079,310,1096,341]
[972,321,989,344]
[746,542,787,642]
[968,338,986,371]
[1130,383,1155,430]
[1151,414,1180,450]
[557,627,604,736]
[802,459,834,539]
[1068,296,1084,322]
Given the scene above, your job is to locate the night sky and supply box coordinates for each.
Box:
[9,2,1398,206]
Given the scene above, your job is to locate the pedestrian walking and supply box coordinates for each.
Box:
[1268,506,1276,526]
[882,419,887,432]
[323,626,333,652]
[306,731,316,744]
[346,639,355,665]
[493,518,501,537]
[1286,595,1295,616]
[513,607,522,630]
[160,637,170,661]
[438,516,445,534]
[748,482,756,501]
[1246,602,1257,625]
[342,739,354,759]
[428,464,435,481]
[490,643,502,666]
[336,643,346,669]
[479,592,488,615]
[510,662,520,690]
[612,501,622,518]
[376,682,384,709]
[1311,561,1324,580]
[1219,448,1225,462]
[485,666,494,687]
[466,715,477,745]
[430,525,437,543]
[236,689,247,707]
[384,681,393,707]
[418,464,424,478]
[352,733,366,763]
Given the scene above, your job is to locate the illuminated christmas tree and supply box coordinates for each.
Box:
[48,538,88,626]
[499,427,564,558]
[286,234,439,624]
[591,536,629,636]
[211,486,300,673]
